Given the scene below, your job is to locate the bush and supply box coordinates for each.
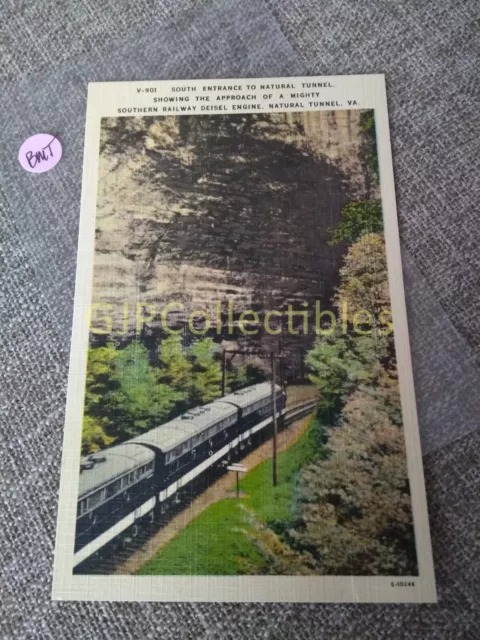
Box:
[292,387,417,575]
[329,200,383,245]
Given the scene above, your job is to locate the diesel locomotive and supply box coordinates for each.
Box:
[74,382,286,569]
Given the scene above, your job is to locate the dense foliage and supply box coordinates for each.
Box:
[289,381,416,575]
[286,202,418,574]
[329,200,383,245]
[335,232,391,322]
[306,329,388,407]
[81,336,265,455]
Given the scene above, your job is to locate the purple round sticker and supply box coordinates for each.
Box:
[18,133,62,173]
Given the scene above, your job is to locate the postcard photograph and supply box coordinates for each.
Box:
[69,107,422,583]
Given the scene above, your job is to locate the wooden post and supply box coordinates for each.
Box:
[271,352,278,487]
[228,463,246,496]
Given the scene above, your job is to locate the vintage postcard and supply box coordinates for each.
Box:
[52,74,436,602]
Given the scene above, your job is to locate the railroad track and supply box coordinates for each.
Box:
[76,398,317,575]
[283,400,317,425]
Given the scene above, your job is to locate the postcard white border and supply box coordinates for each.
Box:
[52,74,436,603]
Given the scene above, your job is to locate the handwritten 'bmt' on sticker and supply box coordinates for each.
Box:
[18,133,62,173]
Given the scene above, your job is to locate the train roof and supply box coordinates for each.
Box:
[78,443,155,499]
[220,381,281,409]
[130,400,237,453]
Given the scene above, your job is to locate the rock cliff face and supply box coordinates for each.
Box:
[91,111,375,358]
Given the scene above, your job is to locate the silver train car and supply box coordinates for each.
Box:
[74,382,286,569]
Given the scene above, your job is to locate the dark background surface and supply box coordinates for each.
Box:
[1,1,479,637]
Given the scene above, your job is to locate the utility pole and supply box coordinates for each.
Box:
[271,351,278,487]
[221,349,227,396]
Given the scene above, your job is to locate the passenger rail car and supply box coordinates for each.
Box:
[221,382,285,433]
[130,400,238,494]
[73,382,286,569]
[74,444,155,566]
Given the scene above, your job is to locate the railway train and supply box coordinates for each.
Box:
[74,382,286,569]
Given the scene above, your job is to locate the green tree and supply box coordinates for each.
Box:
[109,341,180,439]
[82,344,119,454]
[82,340,186,453]
[158,334,192,406]
[290,386,417,575]
[158,335,222,407]
[334,232,391,326]
[329,200,383,245]
[291,216,415,576]
[81,415,115,455]
[305,331,388,417]
[188,338,222,405]
[83,343,118,417]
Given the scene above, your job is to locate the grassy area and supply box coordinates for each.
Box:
[138,414,324,575]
